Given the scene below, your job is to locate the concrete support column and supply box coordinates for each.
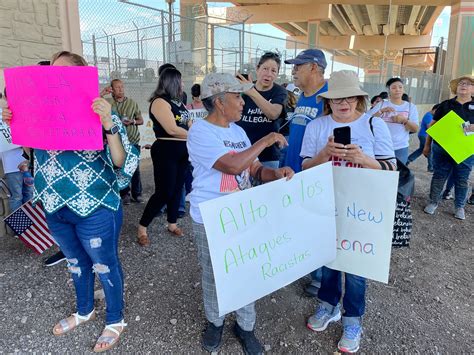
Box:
[58,0,82,55]
[180,0,211,78]
[308,20,320,47]
[441,1,473,99]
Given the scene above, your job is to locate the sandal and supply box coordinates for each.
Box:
[167,226,184,237]
[137,226,150,246]
[93,320,127,353]
[137,232,150,246]
[52,309,95,335]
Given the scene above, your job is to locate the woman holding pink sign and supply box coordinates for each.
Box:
[368,77,419,164]
[2,51,139,353]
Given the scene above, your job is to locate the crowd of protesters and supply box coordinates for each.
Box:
[0,48,472,354]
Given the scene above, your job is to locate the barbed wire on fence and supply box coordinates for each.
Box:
[79,0,443,106]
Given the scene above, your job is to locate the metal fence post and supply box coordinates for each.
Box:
[161,10,166,64]
[103,30,111,78]
[113,37,118,73]
[92,34,98,67]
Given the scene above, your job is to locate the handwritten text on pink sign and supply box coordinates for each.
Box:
[4,66,103,150]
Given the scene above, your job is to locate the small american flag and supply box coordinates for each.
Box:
[4,201,56,254]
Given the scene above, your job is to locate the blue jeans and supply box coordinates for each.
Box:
[443,172,455,196]
[178,165,193,213]
[407,135,433,170]
[429,144,473,208]
[179,185,186,213]
[5,171,33,211]
[395,147,409,165]
[45,206,124,324]
[310,267,323,287]
[318,266,366,318]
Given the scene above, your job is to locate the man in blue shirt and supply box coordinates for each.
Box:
[284,49,328,297]
[407,104,439,172]
[284,49,328,174]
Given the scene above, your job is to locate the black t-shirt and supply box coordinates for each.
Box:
[236,83,287,161]
[432,97,474,147]
[433,96,474,123]
[150,95,189,139]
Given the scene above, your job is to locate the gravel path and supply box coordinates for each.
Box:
[0,152,472,353]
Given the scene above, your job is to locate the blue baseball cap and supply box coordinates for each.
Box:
[284,49,327,69]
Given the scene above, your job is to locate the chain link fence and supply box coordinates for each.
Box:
[79,0,444,113]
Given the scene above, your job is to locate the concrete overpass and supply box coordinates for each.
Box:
[181,0,473,96]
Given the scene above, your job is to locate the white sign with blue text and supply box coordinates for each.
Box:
[199,162,336,316]
[326,166,399,283]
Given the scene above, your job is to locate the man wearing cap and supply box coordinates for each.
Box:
[423,74,474,220]
[284,49,328,298]
[188,73,293,354]
[284,49,328,173]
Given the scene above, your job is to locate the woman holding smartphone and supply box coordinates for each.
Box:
[236,52,288,168]
[300,70,395,353]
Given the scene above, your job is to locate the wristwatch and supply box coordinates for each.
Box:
[104,124,119,135]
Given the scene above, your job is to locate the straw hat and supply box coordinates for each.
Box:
[449,75,474,95]
[318,70,368,99]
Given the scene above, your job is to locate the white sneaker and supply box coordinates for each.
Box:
[454,208,465,220]
[424,203,438,215]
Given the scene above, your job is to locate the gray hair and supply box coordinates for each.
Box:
[202,92,226,115]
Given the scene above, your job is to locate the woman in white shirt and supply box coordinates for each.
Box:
[300,70,396,354]
[367,77,419,164]
[187,73,293,354]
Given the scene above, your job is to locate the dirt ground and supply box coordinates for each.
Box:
[0,143,472,354]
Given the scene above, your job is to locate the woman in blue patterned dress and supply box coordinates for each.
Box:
[2,51,139,352]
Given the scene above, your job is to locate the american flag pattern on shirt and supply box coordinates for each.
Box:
[4,201,55,254]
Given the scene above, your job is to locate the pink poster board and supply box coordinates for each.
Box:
[4,66,103,150]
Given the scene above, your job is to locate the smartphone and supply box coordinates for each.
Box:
[236,73,249,80]
[333,126,351,146]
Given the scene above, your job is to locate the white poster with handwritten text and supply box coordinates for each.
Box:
[199,162,337,316]
[326,167,399,283]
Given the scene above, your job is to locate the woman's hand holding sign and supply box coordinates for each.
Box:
[92,98,113,130]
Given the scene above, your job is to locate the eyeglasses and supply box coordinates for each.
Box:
[458,81,473,87]
[330,97,358,104]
